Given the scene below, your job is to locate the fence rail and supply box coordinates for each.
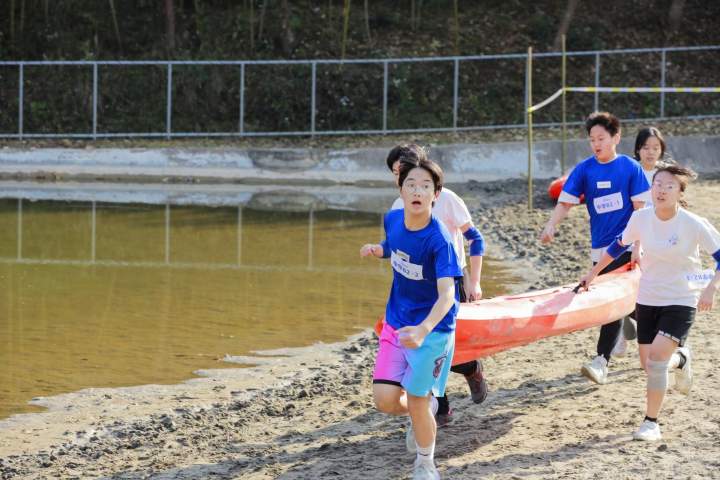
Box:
[1,45,719,140]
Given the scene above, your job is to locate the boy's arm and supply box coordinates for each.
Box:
[540,202,574,243]
[460,222,483,300]
[396,277,455,349]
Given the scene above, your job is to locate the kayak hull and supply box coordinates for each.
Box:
[374,266,640,366]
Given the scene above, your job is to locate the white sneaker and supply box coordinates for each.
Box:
[674,346,693,395]
[611,335,628,357]
[581,355,608,384]
[406,422,416,454]
[412,460,440,480]
[633,420,662,441]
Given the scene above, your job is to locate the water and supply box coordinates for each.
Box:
[0,188,517,419]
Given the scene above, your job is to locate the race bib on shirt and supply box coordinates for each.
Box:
[391,250,424,281]
[596,181,611,189]
[593,192,623,214]
[686,269,715,289]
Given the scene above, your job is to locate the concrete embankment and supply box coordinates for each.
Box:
[1,135,718,185]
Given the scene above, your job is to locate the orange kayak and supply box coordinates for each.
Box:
[374,265,640,365]
[548,175,585,203]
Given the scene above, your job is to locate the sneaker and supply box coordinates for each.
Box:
[465,361,488,404]
[406,422,416,454]
[611,334,628,357]
[435,409,453,427]
[633,420,662,441]
[623,316,638,341]
[581,355,608,385]
[674,346,693,395]
[412,460,440,480]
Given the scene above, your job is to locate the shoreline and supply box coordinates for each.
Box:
[2,178,720,479]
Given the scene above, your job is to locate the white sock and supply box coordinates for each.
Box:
[668,351,682,370]
[416,441,435,467]
[429,396,439,417]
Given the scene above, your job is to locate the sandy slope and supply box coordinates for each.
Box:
[1,178,719,479]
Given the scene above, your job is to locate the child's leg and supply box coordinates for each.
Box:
[407,393,436,448]
[373,384,408,415]
[645,335,678,419]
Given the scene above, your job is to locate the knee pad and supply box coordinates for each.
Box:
[646,358,670,391]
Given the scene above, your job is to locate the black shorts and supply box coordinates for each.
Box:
[455,275,467,303]
[635,303,696,346]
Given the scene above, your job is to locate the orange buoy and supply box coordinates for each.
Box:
[548,175,567,200]
[548,175,584,203]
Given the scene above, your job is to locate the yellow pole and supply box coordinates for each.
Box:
[527,46,533,211]
[561,34,567,175]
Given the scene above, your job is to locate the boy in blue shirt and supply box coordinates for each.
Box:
[540,111,650,385]
[361,155,461,480]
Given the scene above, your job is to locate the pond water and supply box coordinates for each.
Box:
[0,188,517,419]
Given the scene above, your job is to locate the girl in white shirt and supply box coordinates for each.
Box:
[580,165,720,442]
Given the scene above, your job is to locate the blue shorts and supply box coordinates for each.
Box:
[372,322,455,398]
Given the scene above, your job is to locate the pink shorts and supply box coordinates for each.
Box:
[372,322,454,397]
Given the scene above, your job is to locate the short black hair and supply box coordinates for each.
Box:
[585,111,621,137]
[398,157,444,194]
[634,126,666,161]
[385,143,428,171]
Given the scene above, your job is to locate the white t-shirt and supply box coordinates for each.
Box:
[621,207,720,307]
[643,168,656,207]
[391,187,472,269]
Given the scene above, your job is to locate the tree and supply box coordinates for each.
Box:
[553,0,578,51]
[165,0,176,53]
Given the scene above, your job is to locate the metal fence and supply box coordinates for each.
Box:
[1,45,719,139]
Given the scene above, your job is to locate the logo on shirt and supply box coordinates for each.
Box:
[391,250,424,281]
[593,191,623,215]
[667,234,679,246]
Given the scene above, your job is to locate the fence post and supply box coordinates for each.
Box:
[453,58,459,131]
[594,53,600,112]
[527,47,533,211]
[561,34,567,175]
[18,63,24,140]
[311,61,317,137]
[92,63,98,140]
[383,61,389,132]
[239,63,245,135]
[523,57,529,127]
[166,63,173,140]
[660,49,667,118]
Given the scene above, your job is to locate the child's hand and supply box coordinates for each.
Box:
[360,244,383,258]
[539,224,556,244]
[698,286,716,312]
[577,270,597,292]
[396,325,430,349]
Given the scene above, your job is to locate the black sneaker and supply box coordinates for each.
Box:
[465,362,488,404]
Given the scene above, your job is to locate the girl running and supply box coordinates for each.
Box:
[579,165,720,441]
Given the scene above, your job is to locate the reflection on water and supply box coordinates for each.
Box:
[0,195,516,419]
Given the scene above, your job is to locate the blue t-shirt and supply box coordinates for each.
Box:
[561,154,650,249]
[381,209,462,333]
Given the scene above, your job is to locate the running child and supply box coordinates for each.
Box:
[579,165,720,441]
[540,111,650,385]
[611,126,673,356]
[361,155,461,480]
[386,144,488,421]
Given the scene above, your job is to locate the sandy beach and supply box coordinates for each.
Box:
[2,177,720,479]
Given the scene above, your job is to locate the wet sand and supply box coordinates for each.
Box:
[2,178,720,479]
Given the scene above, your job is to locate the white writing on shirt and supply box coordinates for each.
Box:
[593,191,623,214]
[596,181,611,189]
[391,250,424,281]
